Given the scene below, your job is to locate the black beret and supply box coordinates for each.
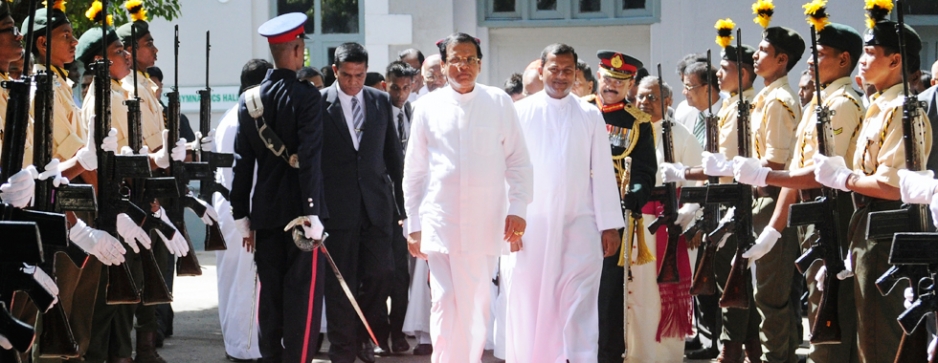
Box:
[22,7,70,41]
[816,23,863,69]
[865,20,922,60]
[76,28,120,66]
[596,50,643,80]
[116,20,149,46]
[0,2,11,21]
[721,44,756,67]
[763,26,805,63]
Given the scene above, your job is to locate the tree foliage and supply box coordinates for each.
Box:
[10,0,181,37]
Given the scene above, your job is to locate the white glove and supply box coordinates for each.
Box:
[102,128,118,153]
[116,213,151,253]
[837,250,854,280]
[898,169,938,204]
[813,154,853,192]
[733,156,770,187]
[153,207,189,257]
[37,159,69,188]
[154,130,174,169]
[904,286,914,309]
[198,130,215,153]
[675,203,700,230]
[22,263,59,311]
[171,137,187,162]
[234,217,251,239]
[68,219,126,266]
[702,151,734,177]
[196,198,218,226]
[930,194,938,230]
[816,265,828,292]
[0,334,10,350]
[743,227,781,264]
[660,162,686,183]
[75,128,118,170]
[0,165,38,208]
[715,207,735,249]
[303,215,324,240]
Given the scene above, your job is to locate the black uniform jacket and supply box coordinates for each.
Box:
[231,68,327,230]
[320,84,405,230]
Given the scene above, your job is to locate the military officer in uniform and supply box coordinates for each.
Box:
[589,50,657,363]
[231,12,327,363]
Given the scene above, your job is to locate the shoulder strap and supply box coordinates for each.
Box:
[243,86,299,168]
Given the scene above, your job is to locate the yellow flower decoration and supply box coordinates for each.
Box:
[864,0,893,29]
[125,0,148,22]
[803,0,830,32]
[42,0,66,12]
[715,18,735,48]
[752,0,774,29]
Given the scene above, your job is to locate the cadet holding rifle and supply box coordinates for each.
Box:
[661,20,761,362]
[813,1,930,361]
[731,2,864,362]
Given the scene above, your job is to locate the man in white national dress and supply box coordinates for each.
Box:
[505,43,624,363]
[402,32,533,363]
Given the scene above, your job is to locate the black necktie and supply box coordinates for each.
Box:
[397,112,406,144]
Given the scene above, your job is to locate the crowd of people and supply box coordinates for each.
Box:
[3,1,938,363]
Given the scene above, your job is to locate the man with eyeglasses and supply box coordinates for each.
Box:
[505,43,623,363]
[584,49,657,363]
[402,32,532,363]
[678,61,725,148]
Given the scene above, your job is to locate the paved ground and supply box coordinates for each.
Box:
[157,249,809,363]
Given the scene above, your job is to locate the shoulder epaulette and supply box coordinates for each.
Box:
[624,102,651,123]
[583,94,598,104]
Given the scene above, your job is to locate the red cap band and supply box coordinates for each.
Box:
[600,58,637,75]
[267,25,304,44]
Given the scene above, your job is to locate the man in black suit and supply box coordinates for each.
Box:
[230,13,327,363]
[320,42,405,363]
[373,60,418,354]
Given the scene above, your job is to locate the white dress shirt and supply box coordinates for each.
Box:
[336,86,365,150]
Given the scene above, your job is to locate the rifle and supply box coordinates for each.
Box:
[719,29,755,309]
[785,24,845,345]
[646,64,680,284]
[688,50,721,296]
[0,220,44,356]
[195,30,232,252]
[123,24,176,306]
[876,3,935,361]
[164,25,203,276]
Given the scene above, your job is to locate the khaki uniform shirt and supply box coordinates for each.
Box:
[791,77,865,170]
[29,64,85,161]
[751,76,801,167]
[121,71,163,150]
[82,78,130,149]
[718,88,755,183]
[851,83,932,188]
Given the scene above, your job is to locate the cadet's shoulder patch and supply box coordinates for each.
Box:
[624,103,651,123]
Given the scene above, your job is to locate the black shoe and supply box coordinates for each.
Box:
[684,337,702,351]
[314,333,324,354]
[413,344,432,356]
[685,346,719,360]
[391,336,411,353]
[358,341,376,363]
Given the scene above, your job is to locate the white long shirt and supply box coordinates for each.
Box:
[403,84,533,256]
